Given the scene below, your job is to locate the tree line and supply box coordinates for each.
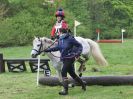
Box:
[0,0,133,46]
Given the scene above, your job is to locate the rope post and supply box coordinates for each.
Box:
[74,26,76,37]
[121,29,125,43]
[37,55,41,86]
[74,20,81,36]
[0,53,5,73]
[74,20,81,73]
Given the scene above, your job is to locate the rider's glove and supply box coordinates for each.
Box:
[51,36,55,40]
[44,49,51,52]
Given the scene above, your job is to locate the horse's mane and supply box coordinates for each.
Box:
[41,37,55,44]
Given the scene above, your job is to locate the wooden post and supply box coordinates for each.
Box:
[0,53,5,73]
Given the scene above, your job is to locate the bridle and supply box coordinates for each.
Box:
[32,39,43,56]
[32,38,57,56]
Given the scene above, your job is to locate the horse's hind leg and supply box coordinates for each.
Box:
[77,58,85,71]
[77,57,86,77]
[83,55,89,71]
[77,55,89,77]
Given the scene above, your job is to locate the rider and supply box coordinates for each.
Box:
[50,8,68,40]
[44,23,86,95]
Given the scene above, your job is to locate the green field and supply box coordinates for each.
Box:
[0,39,133,99]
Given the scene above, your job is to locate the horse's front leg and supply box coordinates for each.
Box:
[53,62,63,82]
[56,69,63,82]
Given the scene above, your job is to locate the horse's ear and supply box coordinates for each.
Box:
[34,36,37,39]
[37,37,41,41]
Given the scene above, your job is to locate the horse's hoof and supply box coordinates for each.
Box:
[79,73,82,77]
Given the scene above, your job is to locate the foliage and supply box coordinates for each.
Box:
[0,0,133,46]
[0,0,10,17]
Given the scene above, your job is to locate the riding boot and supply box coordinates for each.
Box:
[74,76,86,91]
[59,79,68,95]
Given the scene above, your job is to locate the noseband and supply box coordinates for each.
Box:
[32,40,43,55]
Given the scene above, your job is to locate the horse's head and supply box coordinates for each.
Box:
[31,37,43,58]
[31,36,54,58]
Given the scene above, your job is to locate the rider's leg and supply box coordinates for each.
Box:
[67,59,86,91]
[59,59,70,95]
[59,77,68,95]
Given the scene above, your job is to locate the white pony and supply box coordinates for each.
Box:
[31,36,108,81]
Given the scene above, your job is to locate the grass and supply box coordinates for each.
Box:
[0,39,133,99]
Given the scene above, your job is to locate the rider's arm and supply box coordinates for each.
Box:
[44,45,60,52]
[70,37,83,56]
[51,26,56,38]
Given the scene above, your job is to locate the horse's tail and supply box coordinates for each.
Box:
[86,39,108,66]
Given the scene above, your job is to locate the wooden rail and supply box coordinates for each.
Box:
[97,40,122,43]
[3,58,50,61]
[0,53,50,73]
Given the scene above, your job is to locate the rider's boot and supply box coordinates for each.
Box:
[74,76,86,91]
[59,78,68,95]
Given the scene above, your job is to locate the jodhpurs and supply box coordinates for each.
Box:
[61,58,78,79]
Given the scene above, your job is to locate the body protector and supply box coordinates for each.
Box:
[51,20,68,39]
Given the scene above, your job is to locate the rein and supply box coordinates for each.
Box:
[44,39,58,51]
[50,52,78,59]
[32,39,57,55]
[43,39,79,59]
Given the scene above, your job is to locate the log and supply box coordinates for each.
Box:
[39,76,133,86]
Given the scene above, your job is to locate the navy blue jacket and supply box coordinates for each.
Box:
[45,33,83,61]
